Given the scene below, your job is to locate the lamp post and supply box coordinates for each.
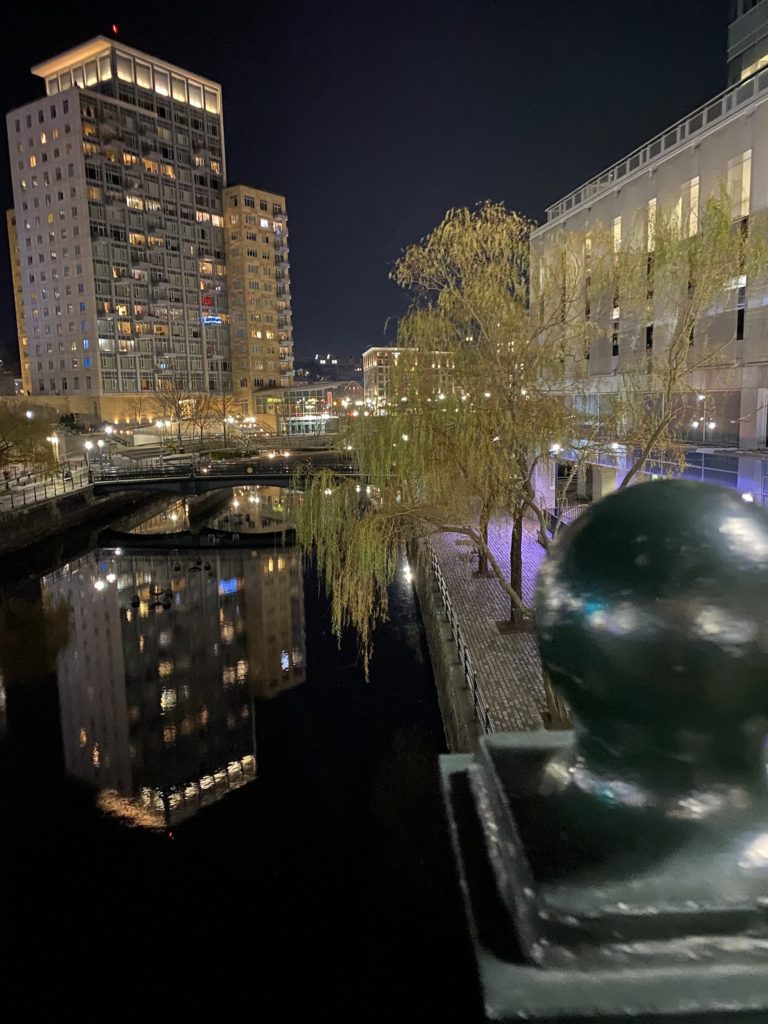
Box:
[97,438,105,466]
[46,433,60,472]
[84,440,93,481]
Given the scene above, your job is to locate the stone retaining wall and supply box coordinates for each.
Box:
[411,542,481,752]
[0,488,158,557]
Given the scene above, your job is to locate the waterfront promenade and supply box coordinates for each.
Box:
[426,516,548,734]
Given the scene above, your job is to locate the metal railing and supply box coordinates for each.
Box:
[0,466,91,512]
[427,540,495,734]
[540,63,768,227]
[544,502,589,540]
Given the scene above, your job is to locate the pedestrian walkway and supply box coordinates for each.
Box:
[0,466,91,514]
[426,516,548,733]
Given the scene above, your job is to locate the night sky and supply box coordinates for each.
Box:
[0,0,727,370]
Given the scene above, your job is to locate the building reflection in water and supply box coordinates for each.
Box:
[209,486,296,535]
[42,539,306,828]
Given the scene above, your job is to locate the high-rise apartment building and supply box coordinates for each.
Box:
[224,184,293,415]
[532,0,768,506]
[6,209,30,394]
[6,37,230,422]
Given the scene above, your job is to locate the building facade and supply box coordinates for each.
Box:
[6,37,230,423]
[223,184,293,416]
[532,0,768,506]
[252,380,363,433]
[6,209,30,394]
[362,346,405,410]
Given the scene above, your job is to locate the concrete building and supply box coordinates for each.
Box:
[224,184,293,415]
[6,37,230,423]
[363,346,401,410]
[362,345,453,412]
[7,210,30,394]
[294,352,362,383]
[532,0,768,506]
[252,379,363,434]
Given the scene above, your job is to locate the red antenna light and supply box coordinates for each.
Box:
[111,23,119,36]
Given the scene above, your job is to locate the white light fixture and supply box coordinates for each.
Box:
[105,572,117,583]
[708,421,716,430]
[93,580,106,591]
[742,492,755,503]
[550,443,562,454]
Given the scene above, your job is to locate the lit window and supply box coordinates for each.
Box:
[728,150,752,219]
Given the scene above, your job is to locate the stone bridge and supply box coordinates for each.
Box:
[91,450,357,495]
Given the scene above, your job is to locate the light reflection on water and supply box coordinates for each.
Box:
[42,539,306,829]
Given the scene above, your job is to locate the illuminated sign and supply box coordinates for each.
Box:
[201,315,223,325]
[218,578,238,596]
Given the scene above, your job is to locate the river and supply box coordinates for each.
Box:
[0,490,480,1016]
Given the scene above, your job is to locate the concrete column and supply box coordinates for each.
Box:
[737,455,763,504]
[738,387,767,450]
[592,464,618,500]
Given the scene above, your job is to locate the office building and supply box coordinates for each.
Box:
[224,184,293,415]
[6,37,229,422]
[532,0,768,505]
[7,209,31,394]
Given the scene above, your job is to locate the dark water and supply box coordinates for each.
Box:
[0,494,480,1017]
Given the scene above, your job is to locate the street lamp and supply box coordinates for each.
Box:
[84,440,93,478]
[97,438,105,466]
[691,419,717,443]
[25,410,33,420]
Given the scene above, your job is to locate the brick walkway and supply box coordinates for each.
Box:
[427,516,548,732]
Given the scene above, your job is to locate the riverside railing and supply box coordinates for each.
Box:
[426,540,495,734]
[0,467,91,512]
[539,62,768,227]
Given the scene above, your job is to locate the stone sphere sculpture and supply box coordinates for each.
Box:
[535,480,768,849]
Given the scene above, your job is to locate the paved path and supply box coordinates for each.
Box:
[0,466,91,513]
[427,516,548,732]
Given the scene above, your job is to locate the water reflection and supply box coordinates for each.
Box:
[42,543,306,828]
[132,498,190,534]
[209,486,294,535]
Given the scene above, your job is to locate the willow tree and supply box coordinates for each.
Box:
[295,203,595,667]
